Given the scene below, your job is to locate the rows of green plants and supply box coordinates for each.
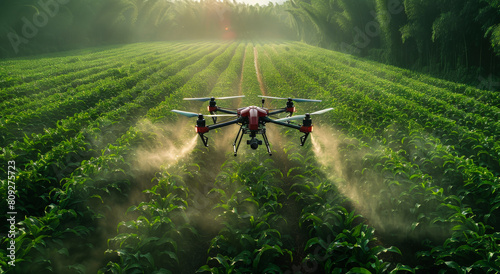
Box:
[272,42,496,178]
[287,42,500,108]
[251,45,409,273]
[0,41,237,272]
[0,43,163,99]
[102,45,250,272]
[0,44,187,145]
[1,42,212,167]
[261,43,500,272]
[0,42,222,218]
[285,43,500,174]
[18,41,236,272]
[269,43,500,223]
[0,43,184,115]
[2,41,498,274]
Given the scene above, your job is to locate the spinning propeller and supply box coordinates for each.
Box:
[275,108,334,122]
[183,95,245,102]
[258,95,321,103]
[171,110,236,118]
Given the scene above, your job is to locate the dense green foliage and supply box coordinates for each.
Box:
[288,0,500,82]
[2,0,499,84]
[0,0,296,58]
[1,41,499,273]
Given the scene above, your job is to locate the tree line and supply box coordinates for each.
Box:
[0,0,295,58]
[1,0,499,86]
[288,0,500,85]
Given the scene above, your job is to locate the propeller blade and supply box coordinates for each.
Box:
[311,107,334,115]
[275,115,305,122]
[183,97,212,102]
[258,95,288,100]
[171,110,199,118]
[183,95,245,101]
[274,108,334,122]
[293,98,322,103]
[258,95,321,102]
[215,95,245,100]
[171,110,236,118]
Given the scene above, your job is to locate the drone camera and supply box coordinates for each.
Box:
[247,138,262,150]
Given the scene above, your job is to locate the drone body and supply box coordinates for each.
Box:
[172,95,333,156]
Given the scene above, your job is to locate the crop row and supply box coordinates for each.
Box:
[259,43,500,272]
[0,43,188,114]
[0,43,171,99]
[291,42,500,108]
[0,42,179,86]
[0,44,199,145]
[1,42,223,217]
[0,42,239,272]
[280,44,500,219]
[2,41,498,273]
[100,43,252,272]
[0,42,214,168]
[6,40,231,216]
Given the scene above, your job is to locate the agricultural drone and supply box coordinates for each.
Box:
[171,95,333,156]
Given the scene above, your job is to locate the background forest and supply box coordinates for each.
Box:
[1,0,499,86]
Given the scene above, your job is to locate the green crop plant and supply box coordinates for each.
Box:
[2,41,499,274]
[103,172,195,273]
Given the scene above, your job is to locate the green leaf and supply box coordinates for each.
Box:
[390,264,415,273]
[444,261,465,274]
[262,263,282,273]
[232,250,252,266]
[347,267,372,274]
[160,250,179,264]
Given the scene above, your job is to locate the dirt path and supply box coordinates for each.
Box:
[254,46,267,96]
[235,47,247,107]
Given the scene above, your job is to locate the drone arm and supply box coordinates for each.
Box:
[207,118,242,130]
[195,118,241,147]
[268,109,288,116]
[264,117,301,130]
[265,117,312,146]
[215,107,238,115]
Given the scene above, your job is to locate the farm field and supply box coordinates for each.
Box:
[1,41,499,273]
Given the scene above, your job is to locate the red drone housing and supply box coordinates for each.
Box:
[195,126,209,133]
[300,126,313,133]
[239,106,268,130]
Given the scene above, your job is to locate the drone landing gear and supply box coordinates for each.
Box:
[233,127,272,156]
[300,132,310,146]
[199,133,209,147]
[233,126,243,156]
[262,131,272,155]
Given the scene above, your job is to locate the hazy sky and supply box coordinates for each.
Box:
[235,0,286,5]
